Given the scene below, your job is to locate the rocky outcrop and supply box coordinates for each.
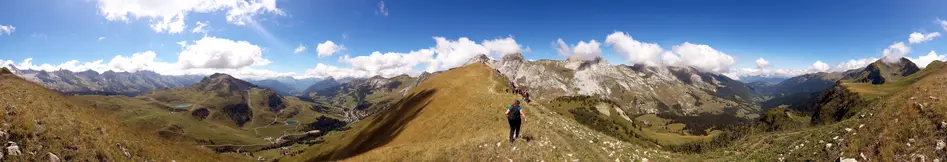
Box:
[472,53,761,119]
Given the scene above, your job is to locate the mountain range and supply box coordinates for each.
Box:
[3,54,945,161]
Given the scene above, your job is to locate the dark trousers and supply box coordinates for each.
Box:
[508,118,521,142]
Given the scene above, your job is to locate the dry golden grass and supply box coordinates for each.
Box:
[284,63,679,161]
[0,70,244,161]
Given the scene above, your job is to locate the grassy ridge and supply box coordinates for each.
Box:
[0,69,243,161]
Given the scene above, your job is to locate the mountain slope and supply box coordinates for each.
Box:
[842,58,920,84]
[0,68,241,161]
[691,61,947,161]
[287,63,678,161]
[248,79,297,95]
[303,75,423,122]
[481,53,761,122]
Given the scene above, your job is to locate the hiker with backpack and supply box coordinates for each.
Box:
[505,100,526,143]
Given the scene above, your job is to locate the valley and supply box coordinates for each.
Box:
[1,56,945,161]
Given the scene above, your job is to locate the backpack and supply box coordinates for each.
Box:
[507,105,521,120]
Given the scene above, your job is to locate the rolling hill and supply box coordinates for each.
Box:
[72,73,346,160]
[0,67,242,161]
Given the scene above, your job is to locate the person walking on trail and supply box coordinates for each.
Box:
[505,100,526,143]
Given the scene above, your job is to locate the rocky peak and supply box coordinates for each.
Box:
[501,53,525,63]
[465,54,492,66]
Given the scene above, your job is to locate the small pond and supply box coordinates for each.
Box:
[286,121,298,125]
[171,103,193,108]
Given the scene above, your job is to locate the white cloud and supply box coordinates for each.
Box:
[0,25,14,35]
[377,0,389,16]
[661,51,680,66]
[339,49,435,77]
[293,44,307,54]
[96,0,284,33]
[909,32,940,44]
[811,60,830,72]
[481,37,522,57]
[669,42,736,73]
[724,68,811,80]
[176,36,270,69]
[572,40,602,61]
[428,37,489,71]
[834,57,877,71]
[191,21,209,33]
[605,31,663,66]
[909,51,946,68]
[316,40,344,57]
[755,58,770,69]
[555,39,571,58]
[98,37,107,41]
[882,42,910,63]
[555,39,602,61]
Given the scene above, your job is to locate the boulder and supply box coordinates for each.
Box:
[6,142,21,156]
[48,152,60,162]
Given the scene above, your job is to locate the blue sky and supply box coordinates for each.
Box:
[2,0,947,79]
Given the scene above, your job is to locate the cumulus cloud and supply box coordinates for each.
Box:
[755,58,770,69]
[302,36,524,78]
[811,60,830,72]
[909,51,946,68]
[881,42,910,63]
[428,37,489,71]
[176,36,270,69]
[0,25,14,35]
[340,49,435,77]
[316,40,344,57]
[293,44,306,54]
[668,42,736,73]
[98,37,107,41]
[96,0,284,33]
[661,52,680,66]
[555,39,602,61]
[605,31,663,66]
[834,57,877,71]
[192,21,209,33]
[481,37,522,57]
[571,40,602,61]
[909,32,940,44]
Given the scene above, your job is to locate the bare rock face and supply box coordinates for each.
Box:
[477,52,760,119]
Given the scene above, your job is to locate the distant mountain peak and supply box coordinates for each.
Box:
[845,57,919,84]
[464,54,492,66]
[196,73,257,92]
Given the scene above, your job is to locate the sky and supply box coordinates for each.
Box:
[2,0,947,79]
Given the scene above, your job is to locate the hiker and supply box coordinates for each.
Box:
[505,100,526,143]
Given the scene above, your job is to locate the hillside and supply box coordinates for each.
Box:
[842,58,920,84]
[73,73,345,160]
[0,67,242,161]
[471,53,761,134]
[285,63,679,161]
[687,60,947,161]
[303,75,424,122]
[8,66,202,96]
